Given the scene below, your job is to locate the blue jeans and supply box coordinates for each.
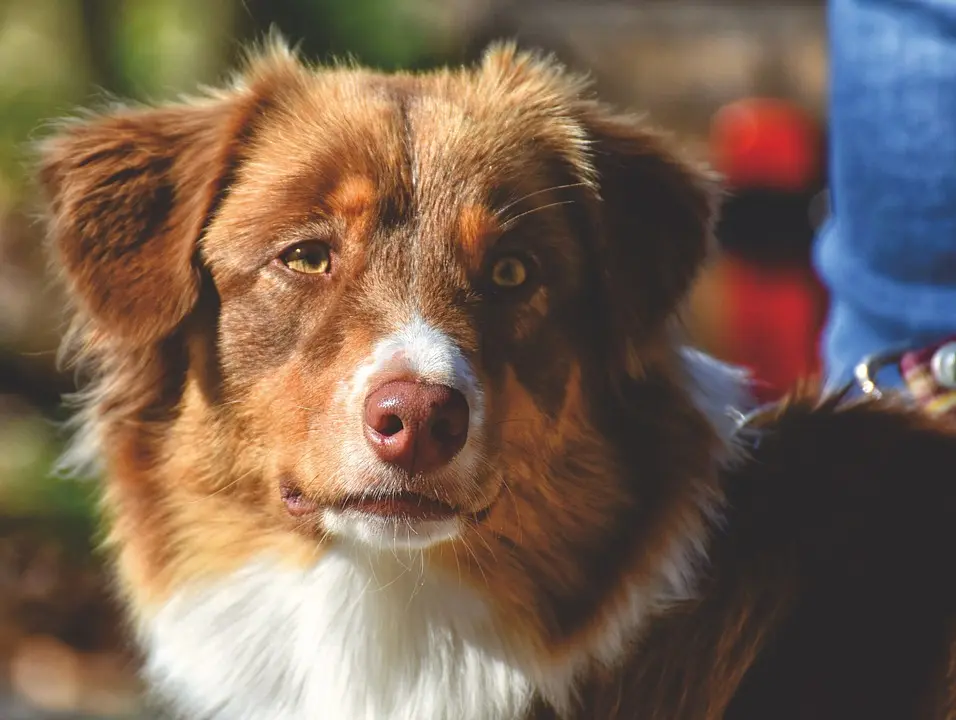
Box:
[814,0,956,386]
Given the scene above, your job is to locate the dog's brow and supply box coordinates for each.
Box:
[457,203,500,269]
[328,175,376,218]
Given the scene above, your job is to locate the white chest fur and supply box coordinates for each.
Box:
[141,547,537,720]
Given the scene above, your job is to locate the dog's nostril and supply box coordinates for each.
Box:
[431,418,452,443]
[378,414,404,437]
[430,417,464,445]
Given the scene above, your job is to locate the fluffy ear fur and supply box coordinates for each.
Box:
[35,40,301,347]
[583,107,720,369]
[38,97,253,346]
[476,43,719,372]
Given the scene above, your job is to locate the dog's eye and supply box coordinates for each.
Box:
[490,255,528,288]
[280,242,332,275]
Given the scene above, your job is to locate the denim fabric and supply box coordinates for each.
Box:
[815,0,956,385]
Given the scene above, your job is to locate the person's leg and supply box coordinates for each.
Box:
[815,0,956,386]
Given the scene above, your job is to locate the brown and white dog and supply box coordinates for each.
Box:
[36,39,956,719]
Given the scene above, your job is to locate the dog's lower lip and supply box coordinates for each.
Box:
[337,493,458,521]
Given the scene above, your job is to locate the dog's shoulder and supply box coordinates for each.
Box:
[713,391,956,719]
[563,392,956,719]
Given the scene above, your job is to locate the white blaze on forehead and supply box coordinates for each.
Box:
[347,314,485,431]
[396,316,475,388]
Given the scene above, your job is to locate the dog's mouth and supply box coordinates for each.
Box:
[331,491,496,523]
[334,492,457,521]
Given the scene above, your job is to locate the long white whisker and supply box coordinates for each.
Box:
[493,181,588,219]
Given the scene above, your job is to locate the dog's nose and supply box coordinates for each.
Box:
[363,381,469,474]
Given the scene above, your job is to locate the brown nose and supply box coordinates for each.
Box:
[363,381,469,475]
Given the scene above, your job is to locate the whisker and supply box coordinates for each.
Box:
[499,200,576,231]
[469,525,498,562]
[452,540,463,589]
[212,398,246,408]
[405,548,426,608]
[346,575,374,615]
[295,404,327,414]
[459,537,490,589]
[374,566,411,593]
[491,417,539,428]
[494,182,588,220]
[499,477,524,544]
[184,466,259,505]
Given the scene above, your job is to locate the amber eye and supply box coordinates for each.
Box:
[490,255,528,288]
[280,242,332,274]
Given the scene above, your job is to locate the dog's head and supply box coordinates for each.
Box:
[39,41,731,654]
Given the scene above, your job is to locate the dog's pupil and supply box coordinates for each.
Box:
[301,248,325,267]
[495,258,524,286]
[287,243,330,272]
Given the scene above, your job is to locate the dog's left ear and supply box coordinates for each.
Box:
[582,106,720,372]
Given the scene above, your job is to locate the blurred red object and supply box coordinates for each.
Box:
[707,98,828,402]
[721,261,826,403]
[711,98,820,192]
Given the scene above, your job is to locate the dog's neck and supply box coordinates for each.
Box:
[139,349,749,720]
[140,522,711,720]
[142,545,537,720]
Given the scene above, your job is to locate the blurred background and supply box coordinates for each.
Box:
[0,1,828,717]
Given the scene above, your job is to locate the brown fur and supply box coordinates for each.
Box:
[36,39,956,718]
[556,393,956,718]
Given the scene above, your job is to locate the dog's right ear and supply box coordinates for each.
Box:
[38,97,260,347]
[579,105,720,376]
[36,46,298,347]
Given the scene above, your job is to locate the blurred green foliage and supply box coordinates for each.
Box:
[0,412,95,518]
[0,0,445,202]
